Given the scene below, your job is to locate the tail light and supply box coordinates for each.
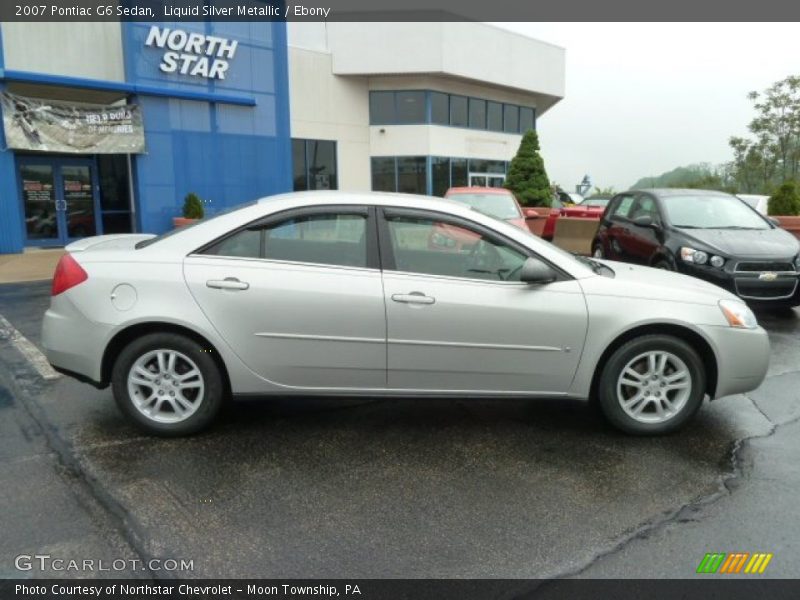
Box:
[51,253,88,296]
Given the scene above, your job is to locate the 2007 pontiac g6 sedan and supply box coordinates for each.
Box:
[42,191,770,436]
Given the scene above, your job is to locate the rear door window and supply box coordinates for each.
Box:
[609,195,636,220]
[203,211,369,269]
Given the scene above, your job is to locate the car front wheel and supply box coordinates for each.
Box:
[597,334,706,435]
[111,333,224,436]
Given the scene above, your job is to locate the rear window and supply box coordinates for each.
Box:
[135,201,257,249]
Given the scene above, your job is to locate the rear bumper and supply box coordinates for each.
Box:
[699,324,770,399]
[41,295,111,385]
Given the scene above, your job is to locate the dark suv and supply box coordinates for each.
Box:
[592,188,800,307]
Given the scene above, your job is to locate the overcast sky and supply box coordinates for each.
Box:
[494,23,799,192]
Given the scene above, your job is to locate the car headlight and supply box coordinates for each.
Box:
[719,299,758,329]
[709,255,726,268]
[681,247,708,265]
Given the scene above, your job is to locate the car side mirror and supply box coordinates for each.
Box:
[631,215,658,228]
[520,257,557,285]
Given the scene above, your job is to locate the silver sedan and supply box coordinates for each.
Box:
[42,191,770,436]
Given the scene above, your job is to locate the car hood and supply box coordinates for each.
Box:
[680,227,799,258]
[585,259,738,305]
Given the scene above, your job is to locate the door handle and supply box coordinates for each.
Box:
[392,292,435,305]
[206,278,250,291]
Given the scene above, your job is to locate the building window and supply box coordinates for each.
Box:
[371,156,506,195]
[451,158,468,188]
[292,139,307,191]
[431,92,449,125]
[396,91,426,124]
[450,95,468,128]
[292,139,337,191]
[469,98,487,129]
[397,157,427,194]
[487,102,504,132]
[469,159,506,175]
[97,155,133,234]
[369,91,396,124]
[519,107,535,132]
[503,104,519,134]
[431,157,450,197]
[371,157,396,192]
[369,90,536,135]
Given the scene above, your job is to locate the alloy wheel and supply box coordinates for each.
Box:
[127,349,205,424]
[616,350,692,424]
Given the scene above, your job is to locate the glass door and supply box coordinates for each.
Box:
[60,161,98,240]
[18,157,101,246]
[20,162,60,244]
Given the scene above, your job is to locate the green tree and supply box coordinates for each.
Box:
[767,181,800,216]
[182,192,205,219]
[504,130,552,207]
[729,75,800,191]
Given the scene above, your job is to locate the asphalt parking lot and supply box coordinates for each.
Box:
[1,280,799,580]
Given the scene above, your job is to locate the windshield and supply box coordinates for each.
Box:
[661,194,771,230]
[448,193,521,220]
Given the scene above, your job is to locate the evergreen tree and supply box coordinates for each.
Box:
[504,131,552,207]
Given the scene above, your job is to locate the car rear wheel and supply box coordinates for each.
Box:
[597,335,705,435]
[111,333,224,436]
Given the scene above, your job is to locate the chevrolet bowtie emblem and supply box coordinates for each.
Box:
[759,272,778,281]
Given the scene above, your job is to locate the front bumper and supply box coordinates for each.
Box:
[677,260,800,306]
[699,324,770,399]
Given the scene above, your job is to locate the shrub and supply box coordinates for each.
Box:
[504,130,552,207]
[767,181,800,216]
[182,192,204,219]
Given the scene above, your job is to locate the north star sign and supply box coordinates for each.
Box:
[144,26,238,80]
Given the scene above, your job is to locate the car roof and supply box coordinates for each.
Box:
[258,190,469,211]
[628,188,734,198]
[445,187,512,195]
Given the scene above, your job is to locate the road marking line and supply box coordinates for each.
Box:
[0,313,60,380]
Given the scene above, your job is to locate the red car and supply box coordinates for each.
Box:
[444,187,530,231]
[541,196,610,240]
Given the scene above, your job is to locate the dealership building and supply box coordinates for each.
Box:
[0,21,564,254]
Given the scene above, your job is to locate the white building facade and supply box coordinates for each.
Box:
[287,22,566,196]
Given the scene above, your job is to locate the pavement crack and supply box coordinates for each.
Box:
[536,382,800,584]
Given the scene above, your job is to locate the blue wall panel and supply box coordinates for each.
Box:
[123,21,292,234]
[0,25,26,254]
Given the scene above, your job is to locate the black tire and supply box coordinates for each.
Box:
[597,334,706,435]
[111,333,225,436]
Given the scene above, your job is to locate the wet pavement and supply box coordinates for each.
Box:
[0,281,798,579]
